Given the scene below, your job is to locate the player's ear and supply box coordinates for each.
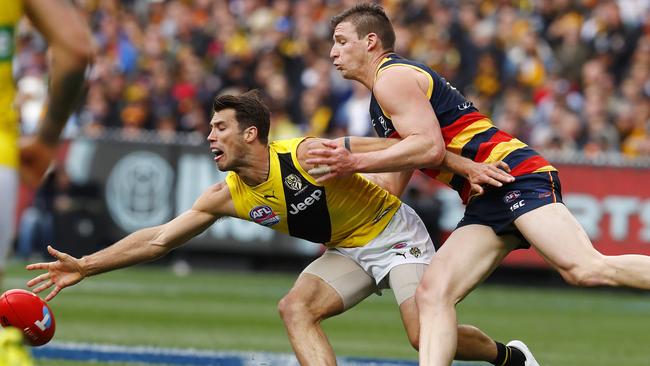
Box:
[243,126,258,143]
[366,33,379,51]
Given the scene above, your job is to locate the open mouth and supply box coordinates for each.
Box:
[211,148,224,161]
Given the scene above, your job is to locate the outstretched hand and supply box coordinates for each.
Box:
[306,140,359,183]
[26,246,86,302]
[467,160,514,196]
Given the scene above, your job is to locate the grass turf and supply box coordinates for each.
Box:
[4,262,650,366]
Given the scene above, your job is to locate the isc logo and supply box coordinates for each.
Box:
[510,200,525,212]
[289,190,323,215]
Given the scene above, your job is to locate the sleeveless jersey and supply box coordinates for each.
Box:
[0,0,23,168]
[369,54,556,203]
[226,138,401,248]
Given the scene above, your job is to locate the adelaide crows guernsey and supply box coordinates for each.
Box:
[226,137,400,248]
[0,0,23,168]
[370,54,556,203]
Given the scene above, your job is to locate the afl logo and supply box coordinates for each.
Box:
[284,174,302,191]
[249,205,280,227]
[503,190,521,203]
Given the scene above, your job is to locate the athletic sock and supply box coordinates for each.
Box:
[492,342,526,366]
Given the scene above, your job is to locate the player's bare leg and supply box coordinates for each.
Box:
[278,272,347,366]
[516,203,650,289]
[416,225,516,366]
[390,264,500,361]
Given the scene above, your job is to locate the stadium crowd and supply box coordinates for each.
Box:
[11,0,650,158]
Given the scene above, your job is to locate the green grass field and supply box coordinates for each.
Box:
[4,262,650,366]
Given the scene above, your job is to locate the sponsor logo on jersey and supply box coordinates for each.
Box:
[288,190,323,215]
[34,306,52,331]
[249,205,280,226]
[503,190,521,203]
[284,174,302,191]
[538,191,552,199]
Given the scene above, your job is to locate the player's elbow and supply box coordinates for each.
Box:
[68,42,94,68]
[423,144,445,168]
[53,34,95,69]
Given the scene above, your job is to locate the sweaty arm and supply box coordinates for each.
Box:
[26,182,236,301]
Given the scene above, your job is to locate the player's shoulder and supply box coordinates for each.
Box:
[203,181,231,200]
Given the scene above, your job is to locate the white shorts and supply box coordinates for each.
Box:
[303,203,435,308]
[0,165,18,269]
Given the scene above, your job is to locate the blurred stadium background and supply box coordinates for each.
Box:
[5,0,650,365]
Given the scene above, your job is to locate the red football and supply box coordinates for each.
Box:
[0,289,56,346]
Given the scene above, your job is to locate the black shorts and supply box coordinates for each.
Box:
[456,171,563,248]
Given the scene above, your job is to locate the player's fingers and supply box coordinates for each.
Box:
[45,287,61,302]
[489,169,514,183]
[47,245,66,260]
[479,176,503,188]
[307,148,334,157]
[308,165,331,176]
[26,272,50,287]
[322,140,338,149]
[305,157,334,166]
[26,262,51,271]
[496,160,511,173]
[315,172,338,183]
[470,183,484,196]
[32,279,54,294]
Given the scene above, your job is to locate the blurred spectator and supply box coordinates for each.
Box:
[9,0,650,159]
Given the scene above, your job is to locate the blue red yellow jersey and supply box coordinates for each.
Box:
[369,54,556,203]
[0,0,23,168]
[226,138,401,248]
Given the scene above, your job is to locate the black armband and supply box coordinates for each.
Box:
[344,136,351,151]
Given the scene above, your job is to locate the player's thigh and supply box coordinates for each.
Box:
[389,263,427,340]
[514,202,598,269]
[300,251,377,314]
[422,224,515,303]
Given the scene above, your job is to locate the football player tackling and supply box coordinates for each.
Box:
[28,91,532,366]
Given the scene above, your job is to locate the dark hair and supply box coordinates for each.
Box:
[330,3,395,51]
[213,90,270,144]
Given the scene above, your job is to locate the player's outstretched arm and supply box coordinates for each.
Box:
[20,0,94,188]
[26,182,235,301]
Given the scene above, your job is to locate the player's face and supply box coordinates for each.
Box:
[207,109,248,172]
[330,22,368,79]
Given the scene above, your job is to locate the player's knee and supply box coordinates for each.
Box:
[415,275,453,311]
[278,292,317,324]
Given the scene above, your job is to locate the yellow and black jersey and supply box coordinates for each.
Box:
[0,0,23,168]
[370,53,556,204]
[226,137,401,248]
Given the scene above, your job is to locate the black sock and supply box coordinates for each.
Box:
[492,342,527,366]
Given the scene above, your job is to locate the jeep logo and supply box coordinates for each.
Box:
[288,190,323,215]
